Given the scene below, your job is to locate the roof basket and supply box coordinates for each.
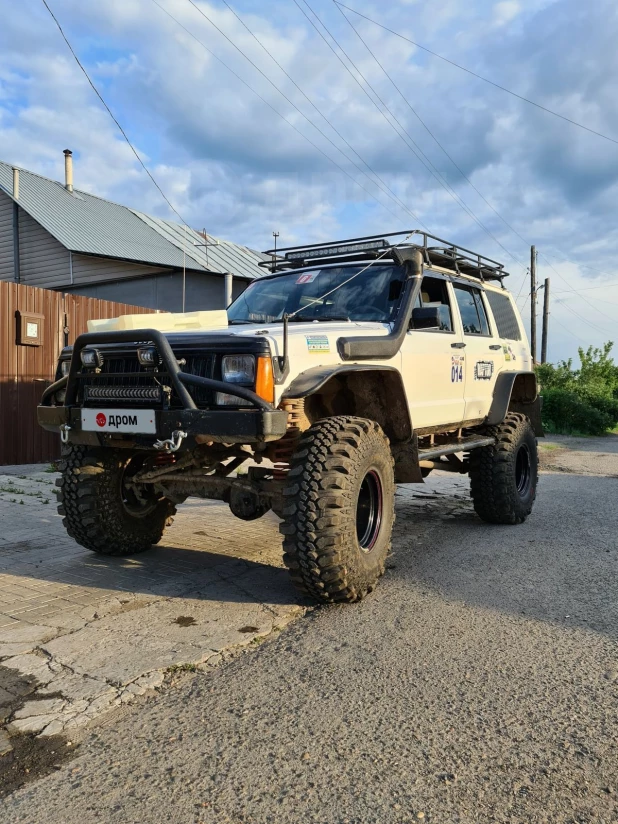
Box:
[261,230,509,282]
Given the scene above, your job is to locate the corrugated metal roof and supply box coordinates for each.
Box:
[0,160,266,280]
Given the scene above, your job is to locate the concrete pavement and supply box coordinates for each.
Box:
[1,436,617,821]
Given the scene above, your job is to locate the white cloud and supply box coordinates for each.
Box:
[1,0,618,360]
[492,1,521,26]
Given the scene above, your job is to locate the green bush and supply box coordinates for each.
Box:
[536,341,618,435]
[541,388,612,436]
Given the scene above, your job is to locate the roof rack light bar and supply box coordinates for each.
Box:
[285,239,388,261]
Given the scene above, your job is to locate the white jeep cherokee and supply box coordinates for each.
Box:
[39,231,541,604]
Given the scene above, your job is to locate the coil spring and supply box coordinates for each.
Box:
[271,398,310,479]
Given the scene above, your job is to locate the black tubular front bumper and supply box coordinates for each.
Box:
[37,328,288,446]
[37,406,288,445]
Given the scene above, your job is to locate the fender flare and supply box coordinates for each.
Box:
[487,371,542,433]
[282,364,402,399]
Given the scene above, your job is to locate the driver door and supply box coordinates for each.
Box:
[399,275,466,430]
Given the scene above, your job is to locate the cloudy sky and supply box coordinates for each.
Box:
[1,0,618,361]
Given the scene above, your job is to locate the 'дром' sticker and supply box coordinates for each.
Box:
[306,335,330,353]
[474,361,494,380]
[451,355,464,383]
[296,272,318,284]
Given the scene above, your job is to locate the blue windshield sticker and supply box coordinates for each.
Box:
[306,335,330,353]
[296,272,319,284]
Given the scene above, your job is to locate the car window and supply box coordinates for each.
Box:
[453,285,490,335]
[415,276,453,332]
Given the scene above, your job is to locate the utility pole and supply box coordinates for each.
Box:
[541,277,550,364]
[530,245,537,365]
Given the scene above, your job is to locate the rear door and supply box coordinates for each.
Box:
[400,274,466,430]
[451,282,502,422]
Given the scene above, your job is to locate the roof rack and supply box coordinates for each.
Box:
[261,230,509,283]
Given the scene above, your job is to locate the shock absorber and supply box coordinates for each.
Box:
[270,398,310,479]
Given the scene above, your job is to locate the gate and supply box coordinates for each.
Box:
[0,282,154,465]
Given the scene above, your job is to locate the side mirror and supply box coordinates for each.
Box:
[411,306,441,330]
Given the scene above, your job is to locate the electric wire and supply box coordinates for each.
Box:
[40,0,189,227]
[334,0,618,321]
[294,0,528,278]
[335,1,618,148]
[218,0,426,228]
[179,0,427,228]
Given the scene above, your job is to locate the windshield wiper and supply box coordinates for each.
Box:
[289,314,350,323]
[228,319,255,325]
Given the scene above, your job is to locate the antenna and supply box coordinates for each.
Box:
[271,231,280,272]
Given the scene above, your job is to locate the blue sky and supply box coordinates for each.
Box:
[1,0,618,361]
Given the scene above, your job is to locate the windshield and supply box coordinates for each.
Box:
[227,264,405,324]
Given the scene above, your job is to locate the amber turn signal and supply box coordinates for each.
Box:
[255,356,275,404]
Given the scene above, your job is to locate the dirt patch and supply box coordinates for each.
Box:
[0,732,78,799]
[0,666,78,798]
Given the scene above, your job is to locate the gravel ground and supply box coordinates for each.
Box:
[2,440,617,824]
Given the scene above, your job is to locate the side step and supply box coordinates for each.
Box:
[418,435,495,461]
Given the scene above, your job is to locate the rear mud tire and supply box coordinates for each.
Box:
[280,416,395,604]
[57,445,176,556]
[469,413,538,525]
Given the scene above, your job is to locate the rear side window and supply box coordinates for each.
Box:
[484,290,522,340]
[453,285,490,335]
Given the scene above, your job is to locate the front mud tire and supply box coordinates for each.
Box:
[469,413,538,525]
[280,416,395,604]
[57,446,176,556]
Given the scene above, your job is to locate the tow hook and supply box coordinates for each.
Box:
[154,429,187,453]
[59,424,72,444]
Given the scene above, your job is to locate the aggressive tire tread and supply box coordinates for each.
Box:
[57,445,176,556]
[280,416,395,604]
[469,412,538,525]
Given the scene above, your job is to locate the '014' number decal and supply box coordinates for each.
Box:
[451,355,464,383]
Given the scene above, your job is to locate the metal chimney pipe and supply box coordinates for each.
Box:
[224,272,233,308]
[12,167,19,200]
[63,149,73,192]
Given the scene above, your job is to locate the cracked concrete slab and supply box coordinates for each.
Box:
[0,465,308,741]
[0,464,466,745]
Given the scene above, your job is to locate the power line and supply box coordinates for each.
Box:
[335,1,618,148]
[537,252,618,324]
[550,314,588,345]
[40,0,189,226]
[294,0,528,277]
[218,0,424,228]
[334,1,618,315]
[554,281,618,294]
[149,0,418,227]
[180,0,427,228]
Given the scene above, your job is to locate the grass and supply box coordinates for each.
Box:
[166,663,198,674]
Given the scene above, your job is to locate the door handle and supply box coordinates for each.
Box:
[451,342,466,349]
[489,344,502,350]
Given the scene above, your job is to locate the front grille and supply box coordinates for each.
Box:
[78,351,218,409]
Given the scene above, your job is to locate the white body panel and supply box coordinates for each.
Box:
[93,264,531,433]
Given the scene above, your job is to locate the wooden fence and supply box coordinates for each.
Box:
[0,281,154,465]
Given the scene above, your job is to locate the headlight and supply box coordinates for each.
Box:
[217,355,256,406]
[81,348,103,368]
[222,355,255,384]
[60,360,71,376]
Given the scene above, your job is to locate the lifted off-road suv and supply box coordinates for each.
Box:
[39,231,541,604]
